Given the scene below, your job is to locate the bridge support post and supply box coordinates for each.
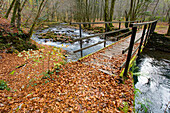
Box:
[137,21,139,30]
[147,22,155,40]
[79,24,83,57]
[119,20,121,29]
[123,27,137,78]
[104,23,107,47]
[144,23,151,46]
[138,25,147,56]
[151,21,157,34]
[140,20,142,29]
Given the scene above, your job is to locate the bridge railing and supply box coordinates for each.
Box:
[121,20,158,77]
[70,20,140,57]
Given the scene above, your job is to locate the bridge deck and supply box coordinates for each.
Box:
[80,30,143,76]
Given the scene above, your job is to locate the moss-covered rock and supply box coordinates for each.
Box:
[0,33,38,53]
[38,31,74,43]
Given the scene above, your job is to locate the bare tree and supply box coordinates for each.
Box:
[5,0,16,18]
[29,0,47,38]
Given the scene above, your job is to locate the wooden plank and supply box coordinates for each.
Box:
[82,62,113,76]
[98,69,113,76]
[73,28,130,42]
[120,46,140,69]
[73,41,105,53]
[122,36,142,54]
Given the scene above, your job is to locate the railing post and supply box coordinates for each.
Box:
[119,20,121,29]
[79,24,83,57]
[151,21,157,34]
[104,23,107,47]
[148,23,155,39]
[137,21,139,30]
[123,27,137,78]
[139,21,142,29]
[144,23,151,46]
[137,24,147,56]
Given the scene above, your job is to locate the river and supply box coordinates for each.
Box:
[31,24,114,61]
[135,49,170,113]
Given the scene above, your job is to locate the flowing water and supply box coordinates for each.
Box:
[32,24,114,61]
[135,50,170,113]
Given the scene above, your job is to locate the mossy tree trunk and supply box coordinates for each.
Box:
[11,0,19,27]
[104,0,109,22]
[128,0,134,21]
[21,0,28,12]
[104,0,110,30]
[5,0,16,18]
[29,0,46,39]
[109,0,116,27]
[17,0,21,29]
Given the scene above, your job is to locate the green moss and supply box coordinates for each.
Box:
[0,32,38,52]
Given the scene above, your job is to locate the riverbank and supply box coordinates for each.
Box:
[146,33,170,53]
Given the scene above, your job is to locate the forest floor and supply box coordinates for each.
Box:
[0,18,168,112]
[155,22,169,34]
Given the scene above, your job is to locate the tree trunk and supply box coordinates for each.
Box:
[100,0,104,21]
[11,0,18,26]
[109,0,116,27]
[29,0,45,39]
[104,0,109,22]
[128,0,134,21]
[21,0,28,12]
[17,0,21,29]
[125,10,129,28]
[5,0,16,18]
[152,0,159,16]
[167,18,170,36]
[104,0,110,30]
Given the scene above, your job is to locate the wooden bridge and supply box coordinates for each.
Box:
[70,20,157,77]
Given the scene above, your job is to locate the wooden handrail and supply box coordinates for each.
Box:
[108,31,132,41]
[73,28,129,42]
[130,20,157,27]
[71,20,139,25]
[73,41,105,53]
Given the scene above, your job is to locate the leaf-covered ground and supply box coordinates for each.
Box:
[0,60,134,112]
[0,17,138,112]
[0,40,136,112]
